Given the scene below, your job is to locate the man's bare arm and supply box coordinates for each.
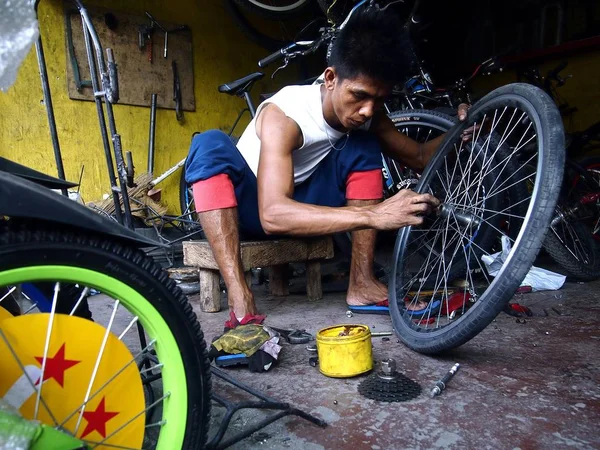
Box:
[370,104,474,171]
[370,111,444,171]
[256,105,437,236]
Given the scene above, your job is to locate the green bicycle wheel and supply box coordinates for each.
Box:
[0,219,211,449]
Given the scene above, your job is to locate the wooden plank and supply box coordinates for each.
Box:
[183,237,333,271]
[65,3,195,111]
[183,241,220,270]
[306,261,322,301]
[269,264,289,297]
[196,269,221,312]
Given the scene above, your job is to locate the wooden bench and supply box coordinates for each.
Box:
[183,237,334,312]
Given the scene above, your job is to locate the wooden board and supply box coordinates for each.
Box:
[183,237,334,271]
[64,3,195,111]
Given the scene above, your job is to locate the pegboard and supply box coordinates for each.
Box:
[64,3,195,111]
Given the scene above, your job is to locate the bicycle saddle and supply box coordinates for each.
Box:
[218,72,264,97]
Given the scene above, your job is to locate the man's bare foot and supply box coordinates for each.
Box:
[346,277,427,311]
[228,287,258,319]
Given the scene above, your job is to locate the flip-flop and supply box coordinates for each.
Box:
[348,300,390,315]
[403,299,442,318]
[348,299,442,317]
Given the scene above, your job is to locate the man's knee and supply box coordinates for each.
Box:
[346,169,383,201]
[185,129,242,185]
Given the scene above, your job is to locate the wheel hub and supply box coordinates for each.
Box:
[438,203,482,228]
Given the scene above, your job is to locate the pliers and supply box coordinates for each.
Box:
[267,326,312,344]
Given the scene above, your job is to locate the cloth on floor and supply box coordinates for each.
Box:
[212,324,270,357]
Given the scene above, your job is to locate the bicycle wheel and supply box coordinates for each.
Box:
[179,166,204,236]
[0,219,211,448]
[226,0,325,52]
[543,214,600,280]
[390,83,565,354]
[333,110,455,266]
[572,155,600,240]
[540,157,600,280]
[233,0,312,19]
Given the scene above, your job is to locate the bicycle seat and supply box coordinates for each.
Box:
[218,72,265,97]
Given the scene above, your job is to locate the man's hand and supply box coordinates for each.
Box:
[369,190,440,230]
[457,102,484,142]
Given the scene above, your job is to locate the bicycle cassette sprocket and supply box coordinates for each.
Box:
[358,358,421,402]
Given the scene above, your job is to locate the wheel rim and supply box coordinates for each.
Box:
[390,93,561,345]
[384,118,452,197]
[0,266,188,450]
[246,0,309,12]
[548,215,593,264]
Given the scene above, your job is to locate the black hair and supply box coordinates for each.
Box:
[327,6,416,86]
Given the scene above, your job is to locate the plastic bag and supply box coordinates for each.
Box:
[0,0,39,91]
[482,235,566,292]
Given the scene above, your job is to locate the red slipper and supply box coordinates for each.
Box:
[224,311,266,330]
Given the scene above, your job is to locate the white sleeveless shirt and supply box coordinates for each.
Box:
[237,84,350,185]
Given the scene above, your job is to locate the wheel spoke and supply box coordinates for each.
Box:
[58,339,157,429]
[69,287,90,316]
[35,282,60,420]
[0,329,59,426]
[74,299,120,434]
[92,392,171,448]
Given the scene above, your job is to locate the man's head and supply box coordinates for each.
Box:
[323,6,415,130]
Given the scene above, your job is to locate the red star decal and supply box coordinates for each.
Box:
[34,343,81,387]
[80,397,120,439]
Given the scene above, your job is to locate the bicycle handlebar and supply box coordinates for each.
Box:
[258,44,295,68]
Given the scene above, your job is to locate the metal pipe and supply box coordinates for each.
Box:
[148,94,157,174]
[244,91,256,117]
[34,14,67,196]
[77,3,133,229]
[80,19,124,225]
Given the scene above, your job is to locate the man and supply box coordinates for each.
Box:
[185,7,470,324]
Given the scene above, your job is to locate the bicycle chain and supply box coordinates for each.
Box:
[358,372,422,402]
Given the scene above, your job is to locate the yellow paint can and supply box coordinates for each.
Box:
[316,324,373,378]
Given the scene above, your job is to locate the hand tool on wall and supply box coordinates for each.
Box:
[172,61,183,122]
[64,10,92,91]
[163,25,189,59]
[144,12,189,59]
[137,21,155,63]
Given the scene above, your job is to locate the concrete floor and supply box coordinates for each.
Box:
[192,275,600,450]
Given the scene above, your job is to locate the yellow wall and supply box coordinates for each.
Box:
[0,0,294,212]
[471,48,600,135]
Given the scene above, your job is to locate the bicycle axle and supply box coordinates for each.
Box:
[438,203,482,229]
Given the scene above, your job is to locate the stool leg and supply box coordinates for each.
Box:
[269,264,289,296]
[306,260,322,301]
[197,269,221,313]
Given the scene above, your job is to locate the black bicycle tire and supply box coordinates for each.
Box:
[332,109,456,264]
[543,219,600,281]
[571,155,600,241]
[232,0,312,20]
[225,0,293,52]
[390,83,565,354]
[0,219,211,449]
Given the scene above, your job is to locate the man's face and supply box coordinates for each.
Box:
[328,71,392,130]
